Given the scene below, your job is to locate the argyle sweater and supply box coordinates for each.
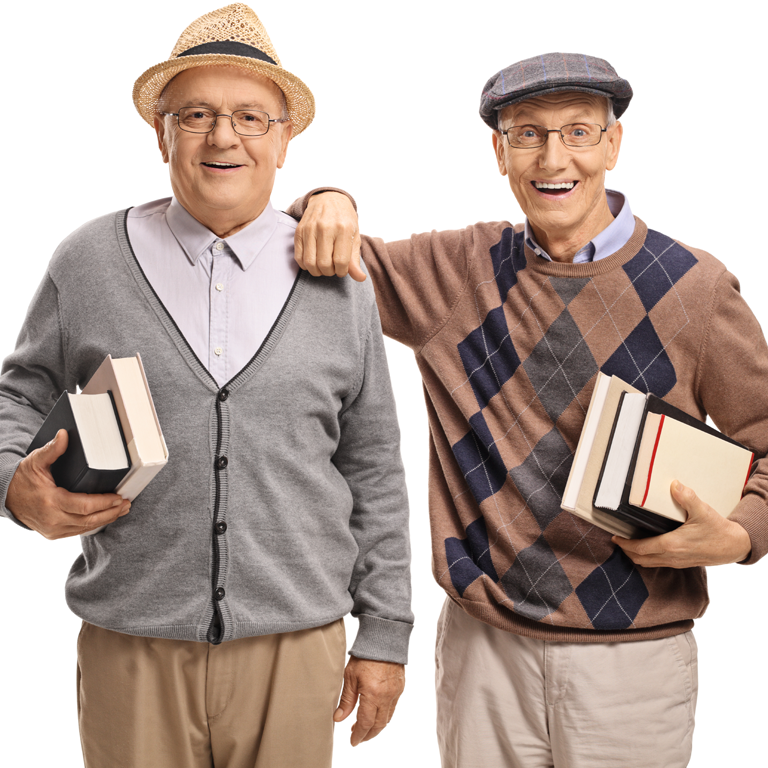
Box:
[294,203,768,641]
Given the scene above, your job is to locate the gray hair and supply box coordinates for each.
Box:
[496,95,617,130]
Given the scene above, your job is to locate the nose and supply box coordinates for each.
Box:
[538,130,569,172]
[207,114,241,148]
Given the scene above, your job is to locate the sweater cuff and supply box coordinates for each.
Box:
[285,187,358,221]
[349,614,413,665]
[729,493,768,564]
[0,454,31,529]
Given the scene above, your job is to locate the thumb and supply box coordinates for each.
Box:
[334,674,359,722]
[348,250,367,283]
[35,429,69,467]
[671,480,702,519]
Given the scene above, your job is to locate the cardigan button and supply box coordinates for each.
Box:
[219,389,229,402]
[215,456,228,470]
[215,587,226,600]
[215,521,227,535]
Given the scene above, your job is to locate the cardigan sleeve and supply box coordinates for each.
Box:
[331,297,413,664]
[287,188,473,350]
[696,269,768,563]
[0,273,75,526]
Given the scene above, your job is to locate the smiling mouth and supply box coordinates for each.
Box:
[202,161,244,169]
[532,181,577,196]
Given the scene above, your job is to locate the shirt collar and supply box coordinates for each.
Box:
[165,198,279,271]
[524,190,634,264]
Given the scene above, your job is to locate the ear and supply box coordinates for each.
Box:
[604,120,623,171]
[492,131,508,177]
[153,114,170,164]
[276,120,294,169]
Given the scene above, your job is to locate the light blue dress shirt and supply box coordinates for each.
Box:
[524,190,634,263]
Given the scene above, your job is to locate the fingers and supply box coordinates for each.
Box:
[334,675,359,723]
[293,192,360,279]
[57,488,127,517]
[350,694,380,746]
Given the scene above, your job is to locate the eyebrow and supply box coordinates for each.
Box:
[184,100,272,111]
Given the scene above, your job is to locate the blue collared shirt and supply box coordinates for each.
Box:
[524,190,634,263]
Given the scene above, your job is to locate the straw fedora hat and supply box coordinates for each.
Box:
[133,3,314,136]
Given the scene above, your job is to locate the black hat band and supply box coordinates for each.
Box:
[177,40,277,66]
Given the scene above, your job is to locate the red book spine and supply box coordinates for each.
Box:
[641,414,665,508]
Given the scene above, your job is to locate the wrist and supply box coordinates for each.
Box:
[728,519,752,563]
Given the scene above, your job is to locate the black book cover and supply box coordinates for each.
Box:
[611,395,749,535]
[27,391,130,494]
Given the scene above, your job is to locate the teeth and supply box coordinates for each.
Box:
[535,181,575,190]
[206,162,238,167]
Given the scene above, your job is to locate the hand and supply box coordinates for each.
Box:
[294,192,365,282]
[333,656,405,746]
[612,480,752,568]
[6,429,130,539]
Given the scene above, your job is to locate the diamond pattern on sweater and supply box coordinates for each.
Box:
[522,309,598,422]
[575,548,649,630]
[509,427,573,531]
[451,412,508,503]
[602,316,677,396]
[500,534,572,621]
[448,226,696,631]
[490,228,527,303]
[624,230,698,313]
[550,277,591,307]
[458,305,521,410]
[444,517,500,597]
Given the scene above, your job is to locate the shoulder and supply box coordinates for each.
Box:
[639,226,728,286]
[47,210,128,279]
[274,208,298,233]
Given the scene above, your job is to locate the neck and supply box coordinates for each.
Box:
[530,194,615,263]
[193,204,267,238]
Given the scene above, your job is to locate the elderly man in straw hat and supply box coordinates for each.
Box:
[0,4,411,766]
[291,53,768,767]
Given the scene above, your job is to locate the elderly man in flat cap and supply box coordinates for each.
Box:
[292,52,768,767]
[0,4,411,767]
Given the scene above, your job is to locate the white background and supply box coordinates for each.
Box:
[1,1,765,766]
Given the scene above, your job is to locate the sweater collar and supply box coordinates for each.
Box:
[524,190,633,264]
[165,198,278,271]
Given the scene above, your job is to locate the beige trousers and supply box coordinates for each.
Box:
[77,619,346,768]
[435,598,697,768]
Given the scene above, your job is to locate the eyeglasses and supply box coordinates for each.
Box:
[500,123,607,149]
[160,107,289,136]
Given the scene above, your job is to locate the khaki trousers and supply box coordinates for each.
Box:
[435,598,698,768]
[77,619,346,768]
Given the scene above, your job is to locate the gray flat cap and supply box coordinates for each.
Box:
[479,52,632,130]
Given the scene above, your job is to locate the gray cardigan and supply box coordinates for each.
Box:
[0,210,413,663]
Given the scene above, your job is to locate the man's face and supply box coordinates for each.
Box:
[493,92,622,247]
[154,65,292,227]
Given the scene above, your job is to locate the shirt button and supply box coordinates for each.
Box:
[219,389,229,402]
[215,456,228,470]
[215,587,226,600]
[214,347,223,356]
[215,521,228,535]
[215,241,224,251]
[215,283,224,292]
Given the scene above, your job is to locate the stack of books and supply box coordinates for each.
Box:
[27,354,169,533]
[561,373,754,538]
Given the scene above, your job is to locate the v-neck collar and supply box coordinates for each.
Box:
[115,208,307,394]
